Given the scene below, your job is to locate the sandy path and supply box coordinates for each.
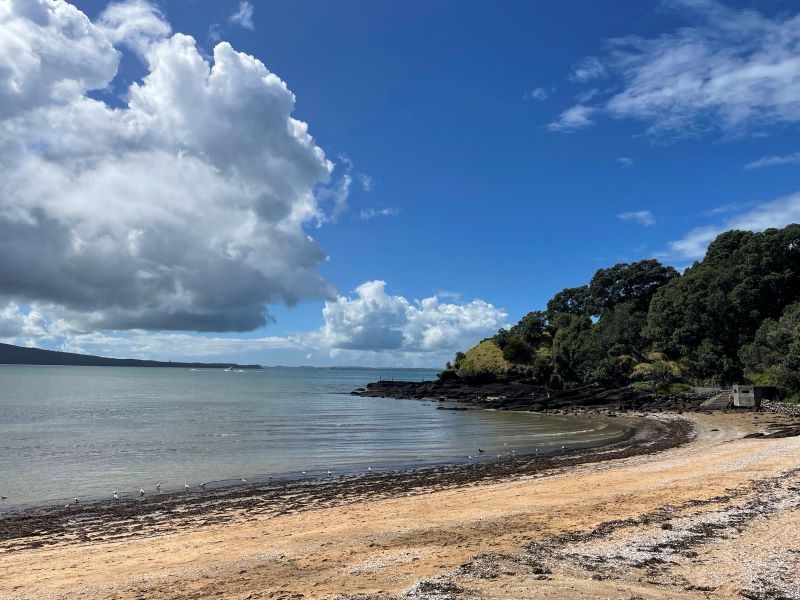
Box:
[1,412,798,599]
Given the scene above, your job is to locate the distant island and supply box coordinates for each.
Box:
[0,343,262,370]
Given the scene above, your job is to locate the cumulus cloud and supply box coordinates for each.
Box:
[0,0,337,333]
[744,152,800,170]
[662,192,800,259]
[618,210,656,226]
[319,281,508,354]
[547,104,596,132]
[97,0,170,54]
[1,282,508,367]
[553,0,800,136]
[229,1,254,30]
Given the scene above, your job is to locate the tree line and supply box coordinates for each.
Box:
[449,224,800,400]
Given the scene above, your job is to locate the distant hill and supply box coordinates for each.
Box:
[0,343,262,369]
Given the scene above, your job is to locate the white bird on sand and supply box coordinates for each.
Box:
[468,455,474,460]
[327,470,333,477]
[139,488,145,497]
[113,490,119,500]
[74,497,80,504]
[241,476,247,484]
[184,483,190,491]
[301,471,307,475]
[156,483,161,492]
[367,467,372,472]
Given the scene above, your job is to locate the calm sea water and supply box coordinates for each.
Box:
[0,365,625,507]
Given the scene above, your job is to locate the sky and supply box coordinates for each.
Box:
[2,0,800,367]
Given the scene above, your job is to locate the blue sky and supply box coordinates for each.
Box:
[2,0,800,366]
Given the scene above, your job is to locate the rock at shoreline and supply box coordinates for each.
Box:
[352,377,709,413]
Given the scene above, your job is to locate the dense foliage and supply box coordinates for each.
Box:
[450,225,800,400]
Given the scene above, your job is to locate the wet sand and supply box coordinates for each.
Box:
[1,411,799,599]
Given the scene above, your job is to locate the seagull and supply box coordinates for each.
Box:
[184,483,190,491]
[139,488,145,497]
[301,471,307,475]
[468,455,474,460]
[156,483,161,492]
[478,448,485,453]
[327,470,333,477]
[200,482,206,491]
[113,490,119,500]
[561,445,566,453]
[241,476,247,484]
[503,442,509,447]
[511,450,516,455]
[367,467,372,472]
[74,497,80,504]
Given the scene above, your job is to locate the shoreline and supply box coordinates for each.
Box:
[0,413,686,549]
[3,411,800,599]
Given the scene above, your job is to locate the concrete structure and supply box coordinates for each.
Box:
[730,385,756,408]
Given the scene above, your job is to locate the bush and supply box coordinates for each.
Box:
[457,340,512,380]
[501,335,533,364]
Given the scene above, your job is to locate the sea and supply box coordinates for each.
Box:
[0,365,626,508]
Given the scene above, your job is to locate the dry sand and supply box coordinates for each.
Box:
[1,412,799,600]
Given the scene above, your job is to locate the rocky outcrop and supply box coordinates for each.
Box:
[352,377,709,413]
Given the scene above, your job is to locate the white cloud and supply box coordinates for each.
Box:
[1,281,507,367]
[555,0,800,136]
[0,0,337,333]
[359,208,400,220]
[524,87,551,101]
[662,191,800,259]
[358,173,373,191]
[98,0,170,54]
[547,104,596,132]
[229,1,254,30]
[569,56,607,83]
[319,281,508,354]
[618,210,656,226]
[744,152,800,170]
[617,157,634,168]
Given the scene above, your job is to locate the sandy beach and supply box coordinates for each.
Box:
[1,411,799,599]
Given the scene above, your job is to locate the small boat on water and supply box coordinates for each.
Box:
[224,366,235,372]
